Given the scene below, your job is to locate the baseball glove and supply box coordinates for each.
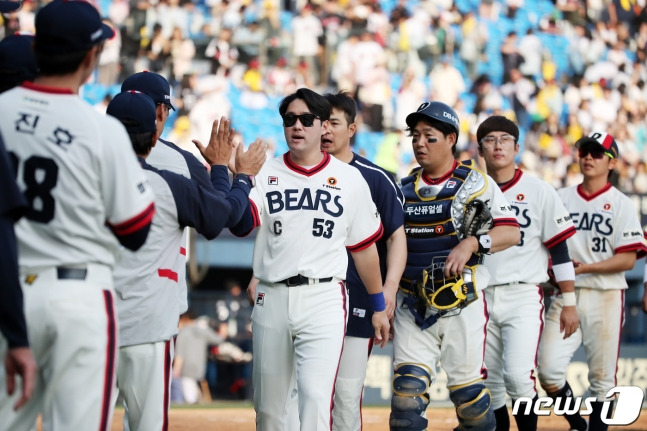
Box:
[462,199,493,238]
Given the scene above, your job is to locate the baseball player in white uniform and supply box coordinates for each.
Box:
[392,102,520,431]
[230,88,389,431]
[107,91,265,431]
[537,132,647,431]
[477,116,578,431]
[0,2,155,430]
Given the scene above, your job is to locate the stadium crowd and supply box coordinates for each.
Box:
[3,0,647,192]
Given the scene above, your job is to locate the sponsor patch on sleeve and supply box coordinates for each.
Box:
[555,214,571,227]
[353,307,366,318]
[622,230,643,239]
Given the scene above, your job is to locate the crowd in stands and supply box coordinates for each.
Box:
[4,0,647,193]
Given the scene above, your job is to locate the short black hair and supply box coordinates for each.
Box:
[120,122,155,156]
[279,88,331,121]
[34,43,92,76]
[323,91,356,126]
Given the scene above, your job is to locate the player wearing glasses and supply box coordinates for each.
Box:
[230,88,389,430]
[476,116,578,430]
[537,131,647,431]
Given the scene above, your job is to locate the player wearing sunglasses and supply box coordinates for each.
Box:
[230,88,389,430]
[537,131,647,431]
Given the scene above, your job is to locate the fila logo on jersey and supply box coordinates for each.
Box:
[268,176,278,185]
[266,189,344,217]
[256,292,265,306]
[447,180,457,188]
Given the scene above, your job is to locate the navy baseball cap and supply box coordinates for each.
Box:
[406,101,461,138]
[107,90,157,134]
[0,1,21,13]
[121,71,176,111]
[575,131,619,159]
[35,0,114,54]
[0,33,38,87]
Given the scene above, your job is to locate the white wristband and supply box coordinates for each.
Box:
[552,262,575,282]
[562,291,576,307]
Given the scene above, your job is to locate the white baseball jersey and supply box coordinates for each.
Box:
[482,169,576,410]
[232,152,382,431]
[239,152,383,282]
[0,83,155,269]
[146,138,212,315]
[484,169,577,285]
[558,183,647,289]
[0,82,153,431]
[115,163,247,347]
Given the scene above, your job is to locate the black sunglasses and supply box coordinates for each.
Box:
[578,147,611,159]
[282,113,320,127]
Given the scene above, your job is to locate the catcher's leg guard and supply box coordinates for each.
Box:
[390,364,432,431]
[449,381,495,431]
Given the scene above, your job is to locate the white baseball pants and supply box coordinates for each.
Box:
[538,288,624,400]
[252,279,347,431]
[0,264,116,431]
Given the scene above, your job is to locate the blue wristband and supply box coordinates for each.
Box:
[370,292,386,312]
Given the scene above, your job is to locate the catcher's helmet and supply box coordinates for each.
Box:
[406,101,460,138]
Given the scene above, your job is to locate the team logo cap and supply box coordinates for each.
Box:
[0,32,38,89]
[0,1,21,13]
[575,131,619,159]
[35,0,114,53]
[121,70,176,111]
[107,90,157,134]
[405,101,460,138]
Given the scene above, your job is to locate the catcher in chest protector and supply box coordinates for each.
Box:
[390,101,521,431]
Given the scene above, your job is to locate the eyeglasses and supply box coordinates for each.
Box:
[480,134,516,148]
[578,147,612,159]
[282,113,320,127]
[157,103,171,114]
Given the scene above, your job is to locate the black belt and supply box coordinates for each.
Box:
[278,275,333,286]
[57,267,87,280]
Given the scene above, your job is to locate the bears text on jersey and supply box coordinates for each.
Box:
[266,188,344,217]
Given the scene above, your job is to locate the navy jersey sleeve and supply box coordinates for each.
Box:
[160,138,213,190]
[353,156,405,238]
[229,199,258,237]
[158,166,252,240]
[210,166,253,226]
[0,135,29,348]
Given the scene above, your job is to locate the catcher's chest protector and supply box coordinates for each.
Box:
[400,160,488,281]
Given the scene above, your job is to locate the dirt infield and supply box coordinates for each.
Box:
[106,405,647,431]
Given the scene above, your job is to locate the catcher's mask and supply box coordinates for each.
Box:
[418,256,478,313]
